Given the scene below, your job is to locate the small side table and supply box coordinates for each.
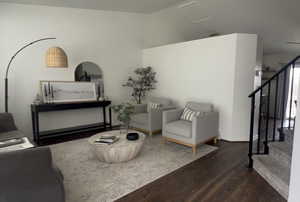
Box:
[88,130,146,163]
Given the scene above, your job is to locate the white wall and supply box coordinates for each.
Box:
[253,37,264,136]
[143,33,257,141]
[231,34,258,141]
[288,78,300,202]
[0,3,145,138]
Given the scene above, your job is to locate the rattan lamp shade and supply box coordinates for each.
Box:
[46,47,68,68]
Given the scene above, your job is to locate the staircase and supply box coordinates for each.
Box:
[248,56,300,200]
[253,128,293,200]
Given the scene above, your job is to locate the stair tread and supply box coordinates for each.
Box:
[253,155,290,199]
[254,155,290,183]
[279,128,294,143]
[269,141,293,157]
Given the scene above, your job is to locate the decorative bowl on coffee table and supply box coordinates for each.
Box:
[126,132,139,141]
[88,130,145,163]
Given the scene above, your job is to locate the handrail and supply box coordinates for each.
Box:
[249,55,300,97]
[248,55,299,168]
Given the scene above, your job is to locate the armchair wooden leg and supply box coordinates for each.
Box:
[213,137,218,144]
[192,145,197,155]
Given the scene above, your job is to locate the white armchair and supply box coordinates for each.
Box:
[130,97,175,135]
[162,101,219,154]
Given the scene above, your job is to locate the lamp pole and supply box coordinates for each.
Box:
[4,37,56,112]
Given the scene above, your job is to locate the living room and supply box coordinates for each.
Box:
[1,1,300,202]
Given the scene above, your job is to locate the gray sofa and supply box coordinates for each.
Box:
[130,97,174,135]
[0,113,65,202]
[162,102,219,154]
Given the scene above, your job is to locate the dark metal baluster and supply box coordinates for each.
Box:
[257,90,263,154]
[264,83,271,154]
[288,63,295,129]
[273,77,279,141]
[248,95,255,168]
[280,70,288,141]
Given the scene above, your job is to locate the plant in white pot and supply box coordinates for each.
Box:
[111,103,134,134]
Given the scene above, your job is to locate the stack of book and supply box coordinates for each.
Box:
[94,135,119,145]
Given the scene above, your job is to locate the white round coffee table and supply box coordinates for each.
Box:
[88,130,146,163]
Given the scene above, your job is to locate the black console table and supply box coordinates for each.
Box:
[31,101,112,145]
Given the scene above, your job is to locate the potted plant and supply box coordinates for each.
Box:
[123,66,157,104]
[111,103,134,134]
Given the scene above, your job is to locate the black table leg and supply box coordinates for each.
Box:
[103,106,107,130]
[35,112,40,145]
[31,109,36,142]
[109,107,112,130]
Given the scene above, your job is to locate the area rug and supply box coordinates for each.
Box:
[51,134,218,202]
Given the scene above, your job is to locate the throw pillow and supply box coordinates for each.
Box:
[147,102,162,112]
[180,107,201,121]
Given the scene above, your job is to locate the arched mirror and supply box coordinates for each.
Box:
[75,62,104,99]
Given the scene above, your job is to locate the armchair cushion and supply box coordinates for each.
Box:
[131,113,148,125]
[164,120,192,138]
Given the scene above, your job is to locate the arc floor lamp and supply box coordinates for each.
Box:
[4,37,68,112]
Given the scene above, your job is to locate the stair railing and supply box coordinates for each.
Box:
[248,56,300,168]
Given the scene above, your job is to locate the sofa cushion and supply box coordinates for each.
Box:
[0,130,24,141]
[165,120,192,138]
[131,113,149,125]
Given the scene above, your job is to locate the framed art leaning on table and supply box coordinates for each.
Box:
[40,80,97,103]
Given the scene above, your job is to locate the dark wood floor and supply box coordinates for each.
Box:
[116,141,286,202]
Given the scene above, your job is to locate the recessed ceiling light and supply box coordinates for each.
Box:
[191,16,210,24]
[178,1,198,9]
